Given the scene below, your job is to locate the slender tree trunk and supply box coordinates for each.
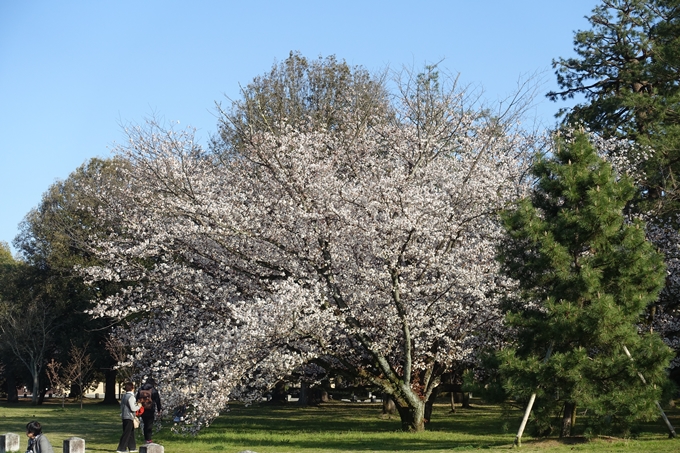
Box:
[297,382,308,407]
[560,401,576,438]
[31,361,40,405]
[449,392,456,413]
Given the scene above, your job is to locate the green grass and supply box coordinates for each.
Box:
[0,398,678,452]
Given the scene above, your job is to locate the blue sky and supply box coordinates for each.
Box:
[0,0,598,253]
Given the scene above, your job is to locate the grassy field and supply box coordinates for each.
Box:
[0,398,678,452]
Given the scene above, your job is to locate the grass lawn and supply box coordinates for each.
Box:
[0,398,678,452]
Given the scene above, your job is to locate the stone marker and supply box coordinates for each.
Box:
[0,433,20,453]
[140,443,164,453]
[63,437,84,453]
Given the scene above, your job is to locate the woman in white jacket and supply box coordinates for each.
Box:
[116,382,141,453]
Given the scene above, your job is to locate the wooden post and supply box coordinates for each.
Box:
[622,345,676,438]
[514,343,553,447]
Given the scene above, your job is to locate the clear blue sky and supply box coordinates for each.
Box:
[0,0,598,253]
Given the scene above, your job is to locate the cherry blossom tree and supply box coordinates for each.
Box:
[82,70,540,432]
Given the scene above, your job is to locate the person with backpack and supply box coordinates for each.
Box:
[136,379,163,444]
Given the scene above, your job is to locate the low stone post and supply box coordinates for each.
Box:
[0,433,20,452]
[140,443,164,453]
[63,437,85,453]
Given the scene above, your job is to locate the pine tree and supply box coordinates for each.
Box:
[548,0,680,217]
[497,131,674,437]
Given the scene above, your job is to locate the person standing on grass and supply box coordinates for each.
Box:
[117,382,140,453]
[25,421,54,453]
[136,378,163,444]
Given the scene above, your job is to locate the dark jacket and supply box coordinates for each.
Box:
[136,383,162,414]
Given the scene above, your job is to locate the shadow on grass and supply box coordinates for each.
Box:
[185,402,517,451]
[2,398,678,452]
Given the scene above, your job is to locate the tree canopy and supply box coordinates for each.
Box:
[497,131,674,437]
[549,0,680,216]
[80,61,541,432]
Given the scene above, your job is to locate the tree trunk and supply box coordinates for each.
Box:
[461,392,471,408]
[70,382,82,399]
[560,401,576,438]
[395,400,426,432]
[31,361,40,405]
[38,388,46,405]
[424,387,439,423]
[382,394,397,416]
[449,392,456,413]
[102,368,118,404]
[6,372,18,403]
[298,382,308,406]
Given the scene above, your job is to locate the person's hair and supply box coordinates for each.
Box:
[26,421,42,436]
[124,382,135,391]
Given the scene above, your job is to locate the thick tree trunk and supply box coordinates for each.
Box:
[69,382,82,399]
[382,394,397,416]
[38,388,46,405]
[395,400,426,432]
[461,392,471,408]
[560,401,576,438]
[6,372,18,403]
[102,368,119,404]
[269,380,288,404]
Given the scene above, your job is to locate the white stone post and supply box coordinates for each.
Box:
[0,433,20,453]
[63,437,85,453]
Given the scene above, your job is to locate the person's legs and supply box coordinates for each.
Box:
[141,415,154,442]
[126,418,137,451]
[117,419,134,452]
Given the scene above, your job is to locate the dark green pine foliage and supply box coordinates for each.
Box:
[548,0,680,217]
[497,132,674,437]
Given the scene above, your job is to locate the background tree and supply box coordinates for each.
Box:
[46,358,68,408]
[82,62,540,432]
[548,0,680,386]
[13,157,127,405]
[64,341,95,409]
[548,0,680,216]
[497,131,674,437]
[0,263,58,404]
[0,241,41,403]
[213,51,391,157]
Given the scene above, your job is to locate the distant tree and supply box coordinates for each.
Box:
[0,262,58,404]
[497,131,674,437]
[212,51,391,157]
[46,358,68,408]
[65,341,95,409]
[13,158,127,404]
[548,0,680,216]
